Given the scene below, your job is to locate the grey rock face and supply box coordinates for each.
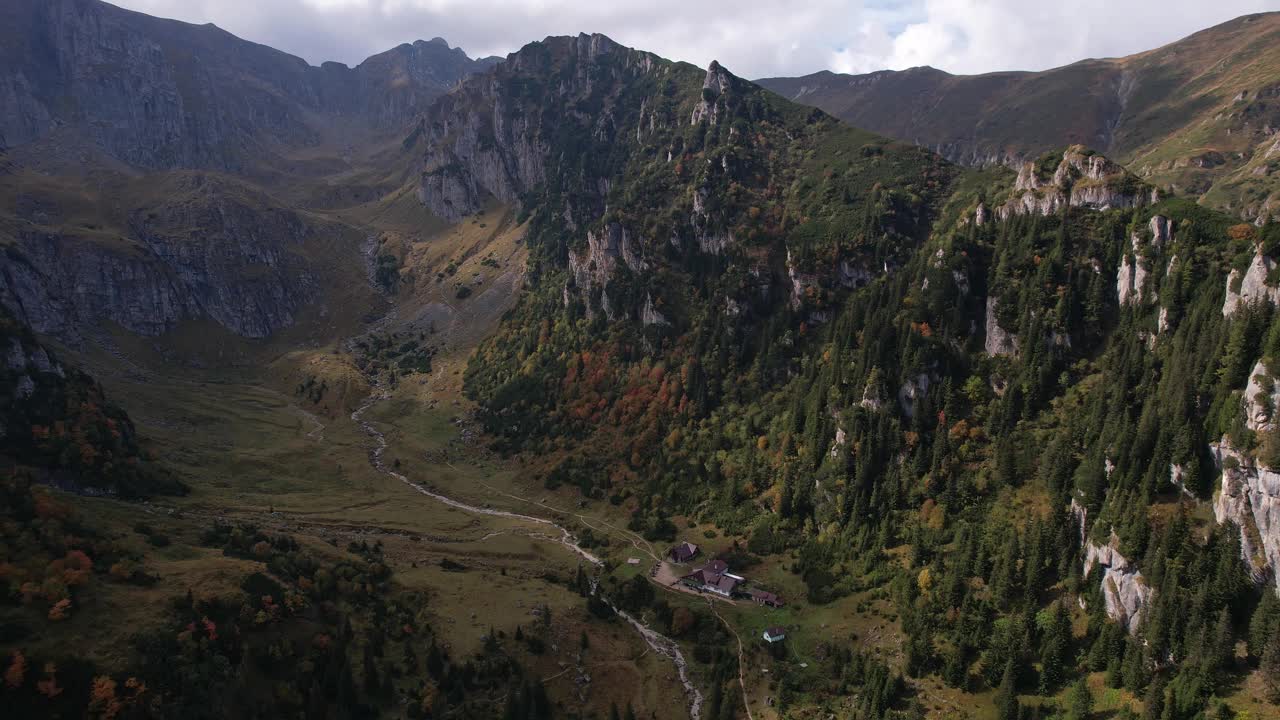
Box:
[786,250,817,311]
[1213,439,1280,590]
[0,0,493,171]
[0,175,331,338]
[983,296,1018,356]
[997,147,1156,221]
[1116,215,1169,307]
[691,61,733,126]
[1244,360,1280,434]
[412,35,658,221]
[1083,533,1154,633]
[1210,358,1280,593]
[3,333,65,422]
[568,222,646,293]
[1071,498,1153,632]
[641,293,669,327]
[1223,249,1280,317]
[897,374,929,417]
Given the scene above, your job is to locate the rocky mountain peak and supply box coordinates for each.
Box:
[0,0,493,170]
[413,33,670,222]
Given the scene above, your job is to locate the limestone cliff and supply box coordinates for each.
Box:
[1222,249,1280,317]
[1208,357,1280,591]
[1212,440,1280,589]
[1083,531,1155,633]
[0,172,354,339]
[568,222,647,291]
[1070,499,1153,632]
[997,146,1158,221]
[983,296,1018,356]
[1116,215,1171,306]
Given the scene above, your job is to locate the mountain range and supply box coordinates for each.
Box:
[3,2,1280,719]
[758,11,1280,223]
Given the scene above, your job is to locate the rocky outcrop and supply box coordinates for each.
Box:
[568,223,646,291]
[1209,358,1280,592]
[1244,360,1280,433]
[691,187,735,255]
[640,293,669,327]
[1116,215,1170,306]
[983,297,1018,356]
[786,250,818,311]
[1083,532,1154,633]
[829,426,847,457]
[1148,215,1173,246]
[691,61,734,126]
[997,146,1157,221]
[0,304,179,496]
[4,332,65,398]
[839,260,874,290]
[1212,440,1280,590]
[898,374,929,417]
[860,372,885,411]
[1072,497,1152,632]
[1223,249,1280,317]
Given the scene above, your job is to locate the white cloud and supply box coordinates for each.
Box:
[109,0,1274,79]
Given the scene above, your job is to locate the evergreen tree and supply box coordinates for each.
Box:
[1039,602,1072,693]
[1262,629,1280,704]
[996,660,1020,720]
[1066,676,1093,720]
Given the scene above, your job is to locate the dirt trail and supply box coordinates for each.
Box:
[466,462,754,719]
[708,600,754,720]
[352,388,705,719]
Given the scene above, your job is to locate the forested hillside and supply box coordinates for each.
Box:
[454,34,1280,718]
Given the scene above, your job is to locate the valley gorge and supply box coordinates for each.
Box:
[4,2,1280,720]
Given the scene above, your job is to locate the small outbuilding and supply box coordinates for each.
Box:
[670,542,700,563]
[749,589,784,608]
[763,627,787,643]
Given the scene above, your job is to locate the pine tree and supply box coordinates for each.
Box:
[1066,676,1092,720]
[1262,629,1280,704]
[996,660,1020,720]
[1039,602,1072,693]
[1141,676,1166,720]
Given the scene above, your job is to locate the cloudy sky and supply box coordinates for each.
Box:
[111,0,1275,79]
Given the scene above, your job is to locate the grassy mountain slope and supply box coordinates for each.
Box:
[758,12,1280,222]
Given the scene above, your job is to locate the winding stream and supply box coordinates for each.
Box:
[351,390,704,719]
